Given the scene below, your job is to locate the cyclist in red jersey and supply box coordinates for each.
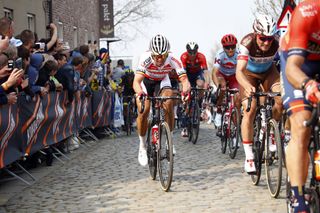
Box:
[280,1,320,212]
[180,42,209,137]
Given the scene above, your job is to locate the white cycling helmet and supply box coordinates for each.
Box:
[253,14,277,36]
[149,34,170,55]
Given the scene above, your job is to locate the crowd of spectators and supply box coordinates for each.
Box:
[0,16,115,168]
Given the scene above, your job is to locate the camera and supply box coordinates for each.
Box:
[33,42,45,50]
[7,59,14,70]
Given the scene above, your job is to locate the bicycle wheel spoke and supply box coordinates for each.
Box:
[265,119,283,198]
[158,122,173,192]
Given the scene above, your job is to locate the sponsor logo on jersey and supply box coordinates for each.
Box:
[215,58,221,64]
[249,55,275,64]
[299,4,318,17]
[143,56,152,66]
[311,31,320,41]
[307,41,320,54]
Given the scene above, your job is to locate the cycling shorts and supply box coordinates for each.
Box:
[216,71,239,90]
[280,51,320,116]
[187,70,205,87]
[239,64,280,101]
[141,74,172,97]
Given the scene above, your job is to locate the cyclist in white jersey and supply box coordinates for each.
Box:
[133,34,191,166]
[212,34,240,132]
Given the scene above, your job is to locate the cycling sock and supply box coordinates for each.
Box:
[243,140,254,159]
[139,135,146,149]
[174,106,178,118]
[291,186,310,213]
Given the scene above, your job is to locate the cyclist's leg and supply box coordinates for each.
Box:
[136,80,152,166]
[262,64,282,121]
[239,70,260,173]
[196,71,205,102]
[159,75,175,132]
[228,74,241,111]
[281,60,313,211]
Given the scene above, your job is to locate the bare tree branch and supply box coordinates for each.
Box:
[252,0,302,19]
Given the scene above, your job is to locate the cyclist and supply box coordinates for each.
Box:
[211,34,240,135]
[180,42,209,137]
[236,14,282,174]
[133,34,191,166]
[120,69,136,131]
[280,1,320,212]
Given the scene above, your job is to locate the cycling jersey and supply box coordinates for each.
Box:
[238,33,279,73]
[180,52,208,74]
[280,0,320,115]
[213,49,239,76]
[136,51,186,81]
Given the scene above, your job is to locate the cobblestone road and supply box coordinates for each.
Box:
[3,124,287,213]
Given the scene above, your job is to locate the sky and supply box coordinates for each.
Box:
[106,0,257,68]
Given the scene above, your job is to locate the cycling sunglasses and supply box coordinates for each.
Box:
[223,45,236,50]
[258,35,274,42]
[152,52,168,60]
[187,50,197,55]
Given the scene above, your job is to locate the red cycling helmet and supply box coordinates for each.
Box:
[221,34,238,46]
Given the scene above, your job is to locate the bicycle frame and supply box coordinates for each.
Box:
[221,87,238,138]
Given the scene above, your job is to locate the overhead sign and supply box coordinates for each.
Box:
[277,0,296,35]
[99,0,114,38]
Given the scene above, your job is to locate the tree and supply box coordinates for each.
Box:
[252,0,302,19]
[113,0,161,44]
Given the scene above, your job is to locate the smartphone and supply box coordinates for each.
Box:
[14,58,23,70]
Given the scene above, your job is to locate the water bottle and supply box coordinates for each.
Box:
[259,128,264,141]
[260,108,266,128]
[151,124,159,145]
[314,150,320,181]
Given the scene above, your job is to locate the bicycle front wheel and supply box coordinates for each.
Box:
[220,112,227,154]
[265,118,283,198]
[228,108,240,159]
[251,117,263,185]
[146,123,157,180]
[191,102,200,144]
[157,121,174,192]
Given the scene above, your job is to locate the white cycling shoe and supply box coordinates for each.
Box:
[244,159,256,175]
[138,147,148,167]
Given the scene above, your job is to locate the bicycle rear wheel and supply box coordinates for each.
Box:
[191,102,200,144]
[125,103,132,136]
[220,112,227,154]
[158,121,173,191]
[146,123,157,180]
[228,108,240,159]
[265,118,283,198]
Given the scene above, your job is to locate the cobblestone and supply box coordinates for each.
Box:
[2,124,287,212]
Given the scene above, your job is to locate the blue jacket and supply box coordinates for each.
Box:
[28,53,43,94]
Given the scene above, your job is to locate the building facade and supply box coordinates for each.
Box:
[1,0,100,49]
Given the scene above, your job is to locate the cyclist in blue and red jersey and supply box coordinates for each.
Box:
[280,1,320,212]
[236,14,283,174]
[180,42,209,137]
[212,34,240,134]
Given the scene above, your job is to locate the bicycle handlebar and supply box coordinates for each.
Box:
[303,103,320,127]
[246,92,281,112]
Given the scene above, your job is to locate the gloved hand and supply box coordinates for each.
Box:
[181,91,190,103]
[305,79,320,106]
[136,91,147,101]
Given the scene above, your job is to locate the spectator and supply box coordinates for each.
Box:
[111,59,125,83]
[0,16,21,47]
[28,53,49,96]
[37,60,62,91]
[19,29,35,52]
